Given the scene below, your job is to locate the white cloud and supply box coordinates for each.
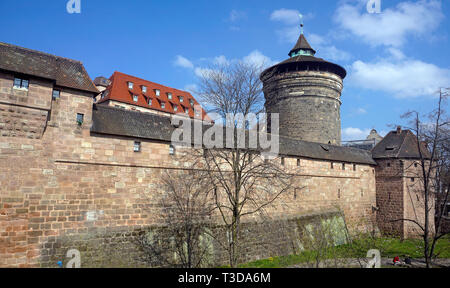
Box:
[229,10,246,22]
[243,50,277,68]
[308,33,351,62]
[350,58,450,98]
[174,55,194,69]
[270,9,315,43]
[334,0,444,47]
[342,127,371,141]
[214,55,229,65]
[356,108,367,115]
[194,67,214,78]
[270,9,301,25]
[184,84,198,93]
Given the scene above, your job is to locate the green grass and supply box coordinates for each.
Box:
[236,236,450,268]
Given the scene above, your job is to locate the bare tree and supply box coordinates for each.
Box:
[139,162,216,268]
[195,61,296,267]
[399,88,450,268]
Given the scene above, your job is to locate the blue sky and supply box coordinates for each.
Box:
[1,0,449,140]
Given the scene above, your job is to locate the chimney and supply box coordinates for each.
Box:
[93,76,111,93]
[396,126,402,134]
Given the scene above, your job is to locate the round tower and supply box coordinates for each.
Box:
[261,30,347,145]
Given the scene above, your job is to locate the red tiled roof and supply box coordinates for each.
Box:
[98,71,210,121]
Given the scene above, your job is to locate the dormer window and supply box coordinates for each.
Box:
[148,98,152,106]
[190,99,194,106]
[142,86,147,93]
[184,107,189,115]
[179,96,184,103]
[161,102,166,109]
[133,95,138,102]
[195,109,200,117]
[128,82,134,89]
[173,105,178,112]
[13,77,29,90]
[155,89,160,97]
[167,93,172,100]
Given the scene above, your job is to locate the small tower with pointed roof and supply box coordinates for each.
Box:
[261,21,346,145]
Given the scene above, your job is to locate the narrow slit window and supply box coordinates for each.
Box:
[76,113,84,125]
[134,141,141,152]
[52,89,61,100]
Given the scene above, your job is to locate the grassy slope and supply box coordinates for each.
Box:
[237,237,450,268]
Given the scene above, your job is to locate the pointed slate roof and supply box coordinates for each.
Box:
[289,34,316,56]
[261,33,347,80]
[372,128,431,159]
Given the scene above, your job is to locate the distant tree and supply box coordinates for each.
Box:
[399,88,449,268]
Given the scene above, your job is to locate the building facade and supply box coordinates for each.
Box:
[0,38,430,268]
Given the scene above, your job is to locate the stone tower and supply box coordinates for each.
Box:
[261,31,347,145]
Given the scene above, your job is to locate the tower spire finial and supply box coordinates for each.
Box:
[299,13,304,35]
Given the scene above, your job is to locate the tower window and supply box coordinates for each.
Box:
[353,164,356,171]
[414,163,418,168]
[13,77,29,90]
[338,189,341,199]
[52,89,61,100]
[169,145,175,155]
[331,162,334,169]
[281,157,285,166]
[134,141,141,152]
[297,159,301,167]
[342,163,345,170]
[387,162,391,167]
[76,113,84,125]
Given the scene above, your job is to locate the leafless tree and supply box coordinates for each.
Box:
[399,88,450,268]
[195,61,297,267]
[139,162,216,268]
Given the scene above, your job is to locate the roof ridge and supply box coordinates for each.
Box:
[0,42,83,64]
[396,130,409,158]
[113,71,193,96]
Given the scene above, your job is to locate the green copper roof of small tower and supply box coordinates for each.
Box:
[289,34,316,57]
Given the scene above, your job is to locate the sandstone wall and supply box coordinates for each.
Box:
[263,70,343,145]
[375,159,404,237]
[0,72,376,267]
